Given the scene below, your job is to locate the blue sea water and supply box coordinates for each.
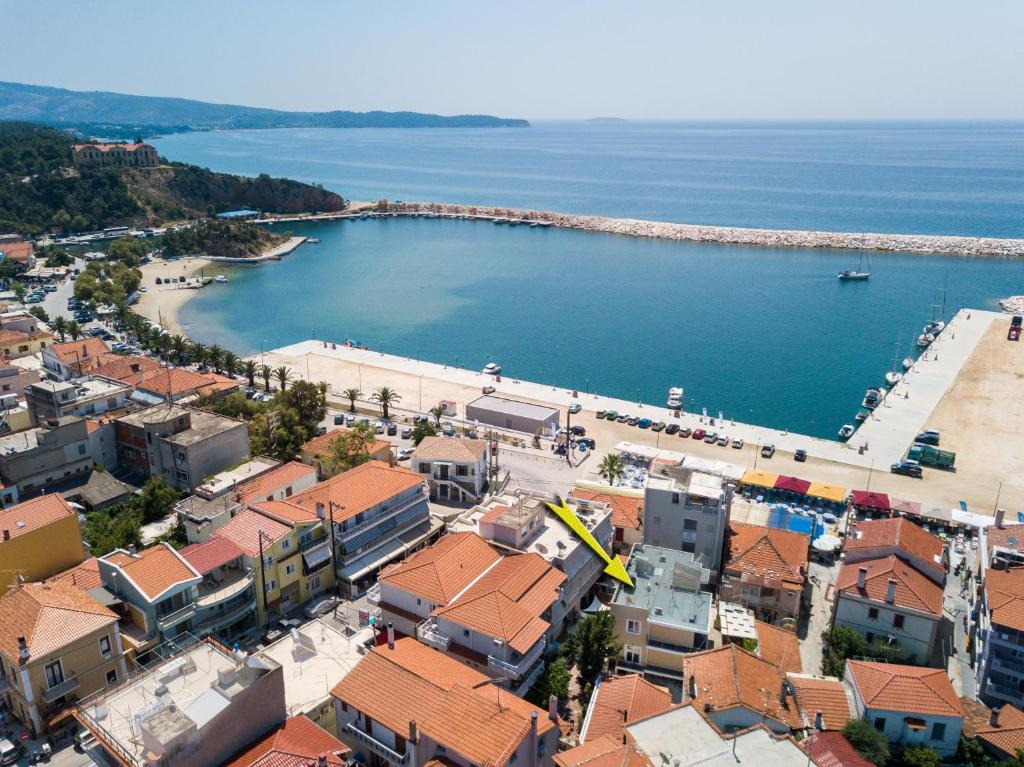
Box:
[151,123,1024,438]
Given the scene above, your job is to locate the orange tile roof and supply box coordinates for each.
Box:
[976,704,1024,759]
[135,366,229,397]
[299,428,391,460]
[837,555,943,615]
[786,674,853,730]
[0,494,77,540]
[90,355,163,384]
[216,508,292,556]
[223,715,349,767]
[288,460,423,524]
[74,142,153,153]
[48,337,110,365]
[180,537,246,574]
[433,552,565,653]
[330,638,554,767]
[412,435,487,462]
[0,239,33,263]
[583,674,672,743]
[846,518,946,572]
[987,523,1024,555]
[754,621,803,674]
[846,660,963,717]
[802,731,874,767]
[0,328,53,345]
[235,461,316,503]
[726,522,809,586]
[984,568,1024,633]
[683,645,801,728]
[570,488,642,531]
[249,499,320,524]
[50,557,102,590]
[554,735,651,767]
[102,543,200,601]
[0,581,117,661]
[379,531,501,606]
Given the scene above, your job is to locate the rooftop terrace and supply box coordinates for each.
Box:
[612,544,713,632]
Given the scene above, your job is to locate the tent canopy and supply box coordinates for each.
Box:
[851,490,891,511]
[890,497,922,517]
[774,475,811,495]
[741,469,779,488]
[807,482,847,503]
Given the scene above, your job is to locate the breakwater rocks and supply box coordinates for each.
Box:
[1000,296,1024,313]
[379,202,1024,257]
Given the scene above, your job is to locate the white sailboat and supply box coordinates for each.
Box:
[838,252,871,281]
[885,335,903,387]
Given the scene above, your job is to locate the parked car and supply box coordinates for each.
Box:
[375,422,385,434]
[334,413,344,425]
[304,596,339,619]
[569,425,586,436]
[665,423,680,435]
[732,437,744,449]
[604,410,617,420]
[346,414,356,426]
[637,418,651,429]
[891,460,923,478]
[0,739,23,766]
[358,418,370,426]
[482,385,496,394]
[692,428,706,440]
[597,410,607,419]
[568,403,582,414]
[679,426,692,437]
[651,421,666,432]
[628,416,640,426]
[89,326,104,336]
[794,449,808,462]
[703,431,718,444]
[387,423,397,436]
[717,434,729,446]
[401,427,413,439]
[577,437,596,450]
[616,414,629,423]
[915,429,941,446]
[397,447,415,460]
[442,422,455,436]
[761,444,776,458]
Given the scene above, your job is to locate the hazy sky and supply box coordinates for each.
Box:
[3,0,1021,119]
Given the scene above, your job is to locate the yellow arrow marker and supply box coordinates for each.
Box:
[545,495,633,587]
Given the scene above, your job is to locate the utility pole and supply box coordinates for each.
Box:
[329,500,345,600]
[257,530,273,629]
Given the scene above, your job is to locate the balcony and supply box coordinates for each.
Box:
[416,623,451,651]
[299,535,327,553]
[337,495,425,545]
[992,655,1024,678]
[986,678,1024,705]
[487,638,546,680]
[344,722,410,766]
[196,572,254,609]
[42,675,79,703]
[157,603,196,634]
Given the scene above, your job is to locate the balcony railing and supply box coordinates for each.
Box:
[42,675,79,703]
[487,637,546,679]
[196,573,254,609]
[992,655,1024,678]
[416,623,451,651]
[344,722,410,766]
[157,603,196,633]
[337,495,424,543]
[299,535,327,553]
[986,678,1024,703]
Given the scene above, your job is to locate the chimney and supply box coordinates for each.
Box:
[885,578,897,604]
[17,636,29,663]
[2,529,8,541]
[857,567,867,589]
[991,707,1001,728]
[316,502,325,520]
[996,508,1006,529]
[815,710,825,730]
[688,674,697,701]
[317,755,328,767]
[529,711,539,767]
[408,720,418,744]
[548,694,558,723]
[387,621,395,650]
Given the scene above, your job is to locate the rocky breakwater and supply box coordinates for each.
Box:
[382,202,1024,257]
[1000,296,1024,313]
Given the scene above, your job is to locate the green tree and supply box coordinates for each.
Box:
[576,612,621,684]
[274,365,292,392]
[222,351,239,377]
[428,404,445,426]
[597,454,625,485]
[171,334,190,364]
[52,315,68,342]
[67,319,82,340]
[821,625,866,677]
[82,505,142,557]
[276,379,328,431]
[343,387,361,412]
[28,305,48,323]
[137,476,181,524]
[412,419,437,446]
[190,341,208,368]
[371,386,401,420]
[40,246,73,267]
[324,422,377,474]
[525,657,570,708]
[207,344,224,373]
[243,359,258,388]
[12,282,26,302]
[843,718,890,767]
[106,236,148,266]
[260,364,272,392]
[899,746,940,767]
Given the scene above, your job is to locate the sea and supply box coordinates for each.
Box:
[152,121,1024,438]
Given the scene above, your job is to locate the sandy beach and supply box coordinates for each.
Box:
[134,257,212,335]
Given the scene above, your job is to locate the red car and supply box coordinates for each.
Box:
[692,428,706,440]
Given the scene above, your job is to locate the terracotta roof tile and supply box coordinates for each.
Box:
[299,428,391,461]
[0,581,117,660]
[987,523,1024,556]
[216,508,292,556]
[235,461,316,503]
[846,660,962,717]
[985,568,1024,633]
[554,735,651,767]
[102,543,201,601]
[846,518,946,572]
[0,494,77,540]
[837,555,943,615]
[726,522,809,586]
[288,460,423,523]
[0,328,52,345]
[223,715,348,767]
[412,436,487,463]
[976,704,1024,758]
[754,621,803,674]
[582,674,672,743]
[802,731,874,767]
[249,500,320,524]
[786,674,854,730]
[50,557,102,590]
[379,531,501,606]
[0,240,33,262]
[48,337,110,365]
[570,488,642,531]
[180,537,245,574]
[90,355,163,384]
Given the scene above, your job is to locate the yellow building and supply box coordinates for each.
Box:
[215,505,334,626]
[0,581,128,737]
[0,495,86,595]
[0,328,53,360]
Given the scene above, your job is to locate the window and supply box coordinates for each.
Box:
[264,554,275,566]
[285,563,296,576]
[626,619,642,635]
[44,661,64,688]
[416,598,422,606]
[683,519,698,531]
[99,636,112,657]
[463,629,470,638]
[893,614,905,629]
[456,465,468,476]
[265,580,277,592]
[671,493,680,504]
[624,645,642,665]
[281,539,291,551]
[681,541,696,554]
[868,607,879,620]
[931,722,946,741]
[341,701,348,712]
[874,717,886,731]
[106,669,117,686]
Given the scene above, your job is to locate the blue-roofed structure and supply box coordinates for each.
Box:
[216,209,259,220]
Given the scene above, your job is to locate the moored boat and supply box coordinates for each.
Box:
[482,362,502,375]
[666,386,684,408]
[838,424,855,440]
[885,371,902,387]
[917,333,934,348]
[214,275,228,283]
[902,357,915,371]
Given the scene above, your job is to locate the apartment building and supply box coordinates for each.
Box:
[0,327,52,360]
[570,486,643,552]
[0,581,127,737]
[25,377,129,424]
[331,636,560,767]
[610,545,713,679]
[0,353,39,399]
[174,457,280,543]
[844,517,948,585]
[719,522,810,628]
[976,566,1024,708]
[411,435,489,502]
[41,337,111,380]
[0,494,85,594]
[643,464,733,579]
[72,141,159,167]
[179,537,260,641]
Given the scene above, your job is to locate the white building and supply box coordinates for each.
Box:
[410,436,489,503]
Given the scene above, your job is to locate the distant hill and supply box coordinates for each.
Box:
[585,117,628,124]
[0,122,346,234]
[0,81,530,136]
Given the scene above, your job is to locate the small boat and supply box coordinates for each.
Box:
[885,371,902,387]
[838,252,871,281]
[492,218,508,225]
[854,410,869,423]
[306,238,321,244]
[666,386,684,408]
[214,275,228,283]
[482,362,502,375]
[838,424,855,440]
[902,357,915,371]
[917,333,934,348]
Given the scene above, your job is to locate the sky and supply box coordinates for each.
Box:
[2,0,1022,120]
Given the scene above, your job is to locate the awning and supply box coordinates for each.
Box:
[741,469,779,488]
[851,490,890,511]
[87,586,122,607]
[774,475,811,495]
[890,497,922,517]
[302,543,332,575]
[807,482,847,503]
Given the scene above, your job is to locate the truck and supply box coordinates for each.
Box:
[908,442,956,470]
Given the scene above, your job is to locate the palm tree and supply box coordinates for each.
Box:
[190,341,208,369]
[243,360,258,388]
[222,351,239,378]
[171,334,190,364]
[154,332,173,361]
[343,388,362,412]
[598,454,625,485]
[67,320,82,341]
[52,316,68,342]
[207,344,224,374]
[260,364,272,392]
[371,387,402,421]
[428,404,445,426]
[274,366,292,392]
